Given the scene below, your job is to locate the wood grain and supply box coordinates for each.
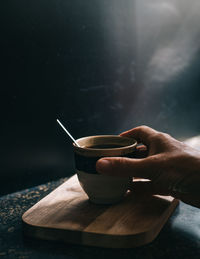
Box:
[22,175,179,248]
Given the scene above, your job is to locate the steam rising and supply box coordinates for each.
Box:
[119,0,200,134]
[137,0,200,84]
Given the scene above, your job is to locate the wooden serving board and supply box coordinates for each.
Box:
[22,175,179,248]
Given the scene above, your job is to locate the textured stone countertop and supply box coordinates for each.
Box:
[0,177,200,259]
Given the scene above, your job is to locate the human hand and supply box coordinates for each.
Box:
[96,126,200,208]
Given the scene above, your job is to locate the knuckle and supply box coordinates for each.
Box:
[117,157,127,167]
[109,157,122,168]
[139,125,151,131]
[150,132,160,139]
[157,132,172,142]
[156,132,164,139]
[135,125,151,134]
[150,132,165,144]
[107,157,129,176]
[161,131,171,138]
[114,157,129,170]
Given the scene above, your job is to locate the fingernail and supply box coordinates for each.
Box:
[96,159,111,174]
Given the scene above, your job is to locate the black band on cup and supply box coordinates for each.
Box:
[74,151,138,174]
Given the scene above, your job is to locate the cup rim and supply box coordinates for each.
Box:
[73,135,137,152]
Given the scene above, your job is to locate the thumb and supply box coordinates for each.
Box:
[96,156,158,179]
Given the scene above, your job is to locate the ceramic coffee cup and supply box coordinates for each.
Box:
[73,135,137,204]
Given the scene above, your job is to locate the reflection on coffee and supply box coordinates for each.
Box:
[87,144,125,149]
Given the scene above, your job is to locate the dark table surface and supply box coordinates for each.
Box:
[0,177,200,259]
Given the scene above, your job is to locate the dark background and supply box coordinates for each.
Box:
[1,0,200,195]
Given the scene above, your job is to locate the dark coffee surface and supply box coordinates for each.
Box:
[87,144,125,149]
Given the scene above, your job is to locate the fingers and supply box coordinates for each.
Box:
[96,155,162,179]
[120,126,158,146]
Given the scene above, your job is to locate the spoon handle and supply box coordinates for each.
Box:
[57,119,80,147]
